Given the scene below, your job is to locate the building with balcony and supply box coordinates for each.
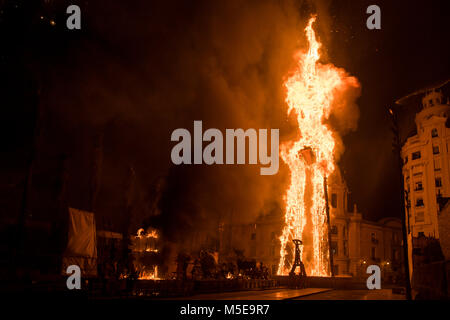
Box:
[401,88,450,239]
[400,87,450,280]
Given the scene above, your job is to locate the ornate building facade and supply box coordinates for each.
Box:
[327,170,403,279]
[401,88,450,239]
[401,87,450,279]
[217,169,403,280]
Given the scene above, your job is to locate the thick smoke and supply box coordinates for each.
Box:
[41,0,303,240]
[39,0,360,250]
[328,71,361,161]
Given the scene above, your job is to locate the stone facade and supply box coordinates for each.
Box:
[401,88,450,279]
[327,170,403,280]
[401,88,450,239]
[216,169,403,280]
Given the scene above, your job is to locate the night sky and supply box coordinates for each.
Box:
[328,0,450,220]
[0,0,449,241]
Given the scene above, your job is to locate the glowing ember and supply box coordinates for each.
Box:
[137,228,159,239]
[119,267,160,280]
[138,266,159,280]
[277,16,357,276]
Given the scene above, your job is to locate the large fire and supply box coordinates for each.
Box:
[138,266,160,280]
[277,16,357,276]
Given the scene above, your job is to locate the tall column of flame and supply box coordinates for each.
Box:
[277,16,345,276]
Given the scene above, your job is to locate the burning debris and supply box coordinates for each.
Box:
[134,227,159,253]
[170,249,270,281]
[136,266,159,280]
[121,227,162,280]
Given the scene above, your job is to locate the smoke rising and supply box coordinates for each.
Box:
[328,71,361,161]
[38,0,360,251]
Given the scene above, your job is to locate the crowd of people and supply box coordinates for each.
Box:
[175,250,270,280]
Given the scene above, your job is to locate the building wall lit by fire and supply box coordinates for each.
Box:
[401,88,450,280]
[328,170,403,278]
[401,89,450,239]
[216,169,403,280]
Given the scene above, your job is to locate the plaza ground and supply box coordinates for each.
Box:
[168,287,405,300]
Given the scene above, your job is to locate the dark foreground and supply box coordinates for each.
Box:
[165,288,405,300]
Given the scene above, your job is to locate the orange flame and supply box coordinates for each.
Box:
[137,228,159,239]
[119,266,160,280]
[138,266,159,280]
[277,16,355,276]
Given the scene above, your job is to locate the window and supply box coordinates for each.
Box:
[251,233,256,240]
[371,247,376,259]
[343,241,348,256]
[429,99,433,106]
[331,241,338,256]
[434,159,441,171]
[431,128,438,137]
[415,212,424,223]
[433,146,440,154]
[331,225,338,235]
[437,189,443,202]
[331,193,337,208]
[371,232,378,244]
[412,151,421,160]
[414,181,423,191]
[435,177,442,188]
[415,198,424,207]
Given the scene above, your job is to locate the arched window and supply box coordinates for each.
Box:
[431,128,438,137]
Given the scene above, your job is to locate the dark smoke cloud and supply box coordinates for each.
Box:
[38,0,359,246]
[329,72,361,161]
[39,0,304,240]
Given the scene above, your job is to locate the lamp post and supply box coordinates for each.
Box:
[389,107,412,300]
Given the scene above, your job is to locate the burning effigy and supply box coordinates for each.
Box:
[277,16,360,277]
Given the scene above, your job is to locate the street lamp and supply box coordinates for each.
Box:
[388,106,412,300]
